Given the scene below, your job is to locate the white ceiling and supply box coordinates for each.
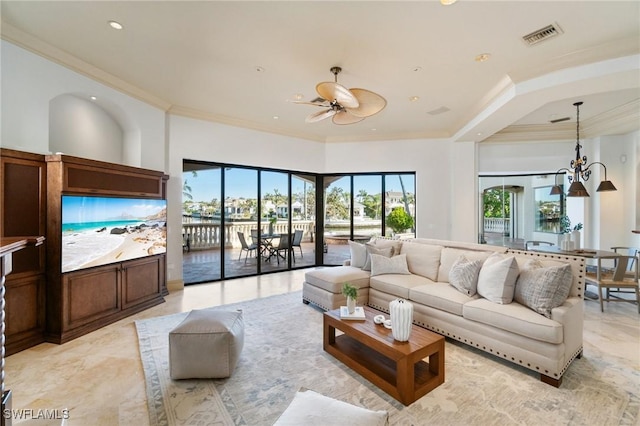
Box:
[2,1,639,143]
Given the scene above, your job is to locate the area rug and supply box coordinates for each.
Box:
[136,291,639,425]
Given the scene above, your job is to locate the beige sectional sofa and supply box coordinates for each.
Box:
[303,238,586,387]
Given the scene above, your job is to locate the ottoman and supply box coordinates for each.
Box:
[302,266,370,310]
[169,309,244,379]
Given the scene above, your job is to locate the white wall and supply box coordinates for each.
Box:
[1,41,165,170]
[49,94,123,163]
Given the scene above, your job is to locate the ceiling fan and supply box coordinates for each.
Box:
[296,66,386,125]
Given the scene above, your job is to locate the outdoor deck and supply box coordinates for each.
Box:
[183,241,350,284]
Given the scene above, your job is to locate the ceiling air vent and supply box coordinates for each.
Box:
[549,116,570,124]
[522,23,563,46]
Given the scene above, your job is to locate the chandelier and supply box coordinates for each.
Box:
[549,101,617,197]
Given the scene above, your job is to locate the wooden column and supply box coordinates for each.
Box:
[0,237,44,426]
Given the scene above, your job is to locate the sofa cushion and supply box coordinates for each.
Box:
[348,240,368,268]
[514,259,573,318]
[370,273,432,300]
[448,255,483,296]
[370,253,411,277]
[438,247,493,283]
[463,298,563,344]
[399,241,443,281]
[305,266,370,293]
[362,244,394,271]
[410,282,477,316]
[476,253,519,304]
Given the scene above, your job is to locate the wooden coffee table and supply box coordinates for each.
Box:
[323,305,444,405]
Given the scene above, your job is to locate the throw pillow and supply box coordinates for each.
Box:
[370,253,411,276]
[514,259,573,318]
[362,243,393,271]
[348,240,367,268]
[448,254,483,296]
[476,253,519,304]
[273,389,388,426]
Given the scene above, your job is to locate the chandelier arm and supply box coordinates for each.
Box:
[553,168,571,186]
[584,161,609,180]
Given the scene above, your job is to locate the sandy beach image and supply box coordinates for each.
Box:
[62,196,167,273]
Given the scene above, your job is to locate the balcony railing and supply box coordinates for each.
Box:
[182,220,315,250]
[483,217,510,234]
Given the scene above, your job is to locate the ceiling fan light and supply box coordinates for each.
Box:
[596,180,617,192]
[567,181,590,197]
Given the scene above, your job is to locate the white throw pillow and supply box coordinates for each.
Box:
[370,253,411,276]
[448,254,483,296]
[514,259,573,318]
[348,240,368,268]
[476,253,519,304]
[273,389,388,426]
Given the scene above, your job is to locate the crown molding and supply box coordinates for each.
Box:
[484,99,640,143]
[1,21,172,111]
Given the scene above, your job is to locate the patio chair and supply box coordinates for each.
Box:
[292,229,304,260]
[274,233,291,264]
[237,232,258,263]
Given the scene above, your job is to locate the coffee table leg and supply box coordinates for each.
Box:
[396,357,413,405]
[323,320,336,351]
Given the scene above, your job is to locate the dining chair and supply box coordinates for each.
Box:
[292,229,304,260]
[611,246,639,277]
[524,240,554,251]
[584,254,639,313]
[237,231,258,263]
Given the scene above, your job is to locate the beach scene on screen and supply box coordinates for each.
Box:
[62,196,167,273]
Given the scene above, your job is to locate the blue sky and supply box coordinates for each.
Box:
[62,196,166,223]
[182,169,414,202]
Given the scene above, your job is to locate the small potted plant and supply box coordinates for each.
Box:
[342,283,358,314]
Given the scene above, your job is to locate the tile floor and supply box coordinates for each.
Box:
[4,268,639,425]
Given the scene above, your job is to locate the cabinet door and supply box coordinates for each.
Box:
[121,255,163,309]
[5,274,45,355]
[63,264,120,329]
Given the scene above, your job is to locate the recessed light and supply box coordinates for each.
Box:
[477,132,483,136]
[273,116,279,120]
[255,66,265,72]
[90,96,97,101]
[371,128,377,131]
[108,20,123,30]
[294,93,304,101]
[412,66,422,72]
[441,0,457,4]
[475,53,491,62]
[409,96,419,102]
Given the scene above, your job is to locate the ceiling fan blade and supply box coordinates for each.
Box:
[316,82,359,109]
[305,109,337,123]
[345,88,387,118]
[293,100,330,107]
[332,110,365,125]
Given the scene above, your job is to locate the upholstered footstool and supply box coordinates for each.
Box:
[302,266,370,310]
[169,309,244,379]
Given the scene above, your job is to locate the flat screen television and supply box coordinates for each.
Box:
[61,195,167,273]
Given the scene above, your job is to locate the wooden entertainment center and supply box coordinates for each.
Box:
[0,149,169,351]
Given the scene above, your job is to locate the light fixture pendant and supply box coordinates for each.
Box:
[549,101,617,197]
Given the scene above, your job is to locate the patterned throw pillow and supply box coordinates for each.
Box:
[362,243,393,271]
[514,259,573,318]
[448,254,483,296]
[476,253,519,304]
